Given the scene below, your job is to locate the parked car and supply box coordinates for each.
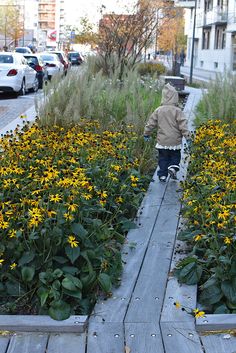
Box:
[15,47,32,54]
[68,51,84,65]
[0,52,38,96]
[23,54,48,89]
[40,53,64,80]
[50,51,70,75]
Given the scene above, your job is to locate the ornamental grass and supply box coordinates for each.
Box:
[175,119,236,314]
[0,119,152,320]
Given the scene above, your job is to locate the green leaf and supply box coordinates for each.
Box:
[65,246,80,264]
[53,256,68,264]
[48,300,71,321]
[71,223,88,237]
[62,277,77,291]
[98,273,112,293]
[199,285,223,305]
[53,269,63,278]
[6,281,23,296]
[214,304,230,314]
[21,267,35,282]
[63,288,82,299]
[52,280,61,290]
[177,230,199,241]
[177,262,202,285]
[81,271,97,292]
[62,266,79,275]
[18,252,35,266]
[120,218,137,232]
[37,287,49,307]
[221,278,236,304]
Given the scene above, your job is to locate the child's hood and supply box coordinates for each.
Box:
[161,83,179,105]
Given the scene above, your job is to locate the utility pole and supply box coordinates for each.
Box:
[189,0,197,84]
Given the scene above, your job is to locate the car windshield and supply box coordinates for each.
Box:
[0,55,13,63]
[41,55,55,61]
[25,56,38,65]
[69,53,79,58]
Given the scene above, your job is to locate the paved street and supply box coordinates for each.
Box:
[0,90,41,130]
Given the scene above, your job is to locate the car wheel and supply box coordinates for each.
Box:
[19,79,26,96]
[30,77,39,92]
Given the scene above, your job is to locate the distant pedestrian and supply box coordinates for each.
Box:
[180,49,186,66]
[143,83,191,182]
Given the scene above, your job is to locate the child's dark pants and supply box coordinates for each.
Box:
[157,149,181,177]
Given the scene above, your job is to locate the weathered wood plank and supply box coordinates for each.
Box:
[0,336,10,353]
[47,333,86,353]
[125,323,164,353]
[162,180,182,205]
[200,333,236,353]
[161,322,205,353]
[125,243,173,323]
[151,204,181,236]
[0,315,87,333]
[7,333,48,353]
[90,203,163,323]
[196,314,236,332]
[87,323,124,353]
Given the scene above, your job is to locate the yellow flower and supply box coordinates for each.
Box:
[49,194,62,203]
[193,308,205,318]
[8,229,17,238]
[130,175,139,182]
[10,263,17,270]
[174,301,181,309]
[115,196,123,203]
[0,259,4,265]
[64,213,74,221]
[67,235,79,248]
[224,237,232,245]
[194,234,203,242]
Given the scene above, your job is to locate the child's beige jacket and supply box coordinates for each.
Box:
[144,83,190,148]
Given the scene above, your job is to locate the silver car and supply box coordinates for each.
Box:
[40,53,64,80]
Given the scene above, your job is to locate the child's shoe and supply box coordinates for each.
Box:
[168,167,177,180]
[159,176,167,182]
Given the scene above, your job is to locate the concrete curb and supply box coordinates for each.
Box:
[0,105,37,136]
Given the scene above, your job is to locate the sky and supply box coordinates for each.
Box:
[64,0,135,27]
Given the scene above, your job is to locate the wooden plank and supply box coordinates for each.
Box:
[196,314,236,332]
[200,333,236,353]
[7,333,48,353]
[162,180,182,205]
[0,336,10,353]
[151,204,181,236]
[125,243,173,323]
[161,322,205,353]
[161,277,197,323]
[87,323,124,353]
[125,323,164,353]
[90,204,163,323]
[0,315,88,333]
[47,333,86,353]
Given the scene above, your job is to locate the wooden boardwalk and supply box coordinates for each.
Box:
[1,88,236,352]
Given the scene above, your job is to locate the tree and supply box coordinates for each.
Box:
[0,0,23,49]
[97,0,177,78]
[75,17,98,47]
[158,7,186,74]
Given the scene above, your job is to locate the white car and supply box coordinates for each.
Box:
[40,53,64,80]
[0,52,38,96]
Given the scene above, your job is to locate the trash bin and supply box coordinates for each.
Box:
[164,76,185,91]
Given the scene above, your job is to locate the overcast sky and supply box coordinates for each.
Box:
[64,0,135,27]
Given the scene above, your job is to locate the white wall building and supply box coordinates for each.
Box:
[177,0,236,81]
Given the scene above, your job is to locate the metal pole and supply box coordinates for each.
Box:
[189,0,197,84]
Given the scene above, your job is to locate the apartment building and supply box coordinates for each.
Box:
[177,0,236,80]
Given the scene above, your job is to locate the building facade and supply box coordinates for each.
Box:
[177,0,236,80]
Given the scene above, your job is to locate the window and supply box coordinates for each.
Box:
[200,60,204,67]
[214,62,218,68]
[202,28,211,49]
[215,25,226,49]
[204,0,213,12]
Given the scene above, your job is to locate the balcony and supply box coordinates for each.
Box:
[174,0,195,8]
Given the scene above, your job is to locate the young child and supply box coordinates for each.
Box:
[143,83,191,182]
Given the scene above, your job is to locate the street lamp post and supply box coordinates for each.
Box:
[189,0,197,84]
